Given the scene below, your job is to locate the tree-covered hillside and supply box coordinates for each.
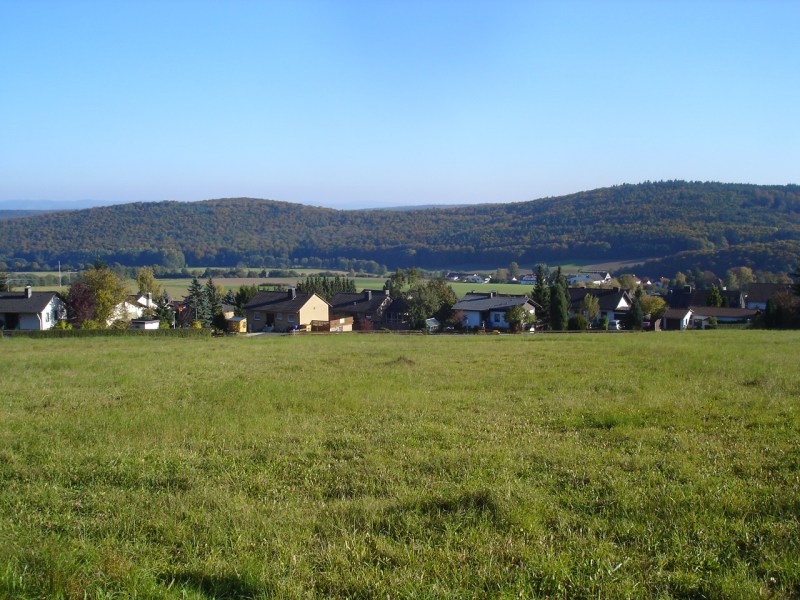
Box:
[1,181,798,274]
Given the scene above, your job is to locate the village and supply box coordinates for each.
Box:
[1,267,790,336]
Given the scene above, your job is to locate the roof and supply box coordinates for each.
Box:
[746,283,791,304]
[452,292,539,312]
[688,306,759,320]
[665,287,744,309]
[244,290,327,313]
[663,307,693,320]
[567,287,632,312]
[0,291,60,314]
[329,289,391,315]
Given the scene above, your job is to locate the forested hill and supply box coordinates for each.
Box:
[1,181,799,275]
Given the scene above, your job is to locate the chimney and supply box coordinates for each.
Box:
[365,290,372,301]
[288,287,296,299]
[25,285,32,298]
[147,291,152,306]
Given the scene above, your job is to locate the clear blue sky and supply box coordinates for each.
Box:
[1,0,798,209]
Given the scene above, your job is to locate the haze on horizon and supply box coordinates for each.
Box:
[1,1,798,211]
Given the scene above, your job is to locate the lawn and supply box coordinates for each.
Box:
[1,331,798,598]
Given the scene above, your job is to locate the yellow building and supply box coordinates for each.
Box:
[243,289,330,332]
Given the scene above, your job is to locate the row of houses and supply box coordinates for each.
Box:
[659,283,790,330]
[2,282,792,332]
[241,287,634,333]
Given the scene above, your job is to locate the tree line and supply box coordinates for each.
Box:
[1,182,799,277]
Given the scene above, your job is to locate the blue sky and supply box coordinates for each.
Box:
[1,0,798,209]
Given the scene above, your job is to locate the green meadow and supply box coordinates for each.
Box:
[1,331,799,598]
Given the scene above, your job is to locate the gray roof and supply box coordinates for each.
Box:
[329,290,391,315]
[244,290,326,313]
[0,291,59,314]
[452,293,538,312]
[666,287,745,309]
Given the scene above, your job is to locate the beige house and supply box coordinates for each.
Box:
[244,289,329,332]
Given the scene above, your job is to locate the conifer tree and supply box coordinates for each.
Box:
[549,283,568,330]
[531,265,550,325]
[707,284,723,307]
[187,277,210,326]
[626,295,644,330]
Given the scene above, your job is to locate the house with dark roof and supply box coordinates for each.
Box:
[243,288,329,332]
[0,286,65,330]
[688,305,759,326]
[665,286,745,309]
[745,283,791,310]
[328,289,393,330]
[567,287,632,323]
[451,292,539,330]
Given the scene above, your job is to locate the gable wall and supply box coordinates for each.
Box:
[298,295,330,327]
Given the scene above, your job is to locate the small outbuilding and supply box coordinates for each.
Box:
[129,319,160,330]
[226,316,248,334]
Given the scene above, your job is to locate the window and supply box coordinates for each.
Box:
[276,313,283,320]
[287,314,295,323]
[493,312,501,323]
[254,312,261,321]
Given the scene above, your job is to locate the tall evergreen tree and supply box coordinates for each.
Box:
[234,285,259,316]
[707,284,723,307]
[205,277,227,329]
[531,264,550,325]
[187,277,211,326]
[549,283,569,330]
[626,295,644,330]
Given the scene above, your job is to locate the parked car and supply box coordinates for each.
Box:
[609,319,622,330]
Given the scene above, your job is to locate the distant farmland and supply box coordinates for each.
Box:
[1,331,798,598]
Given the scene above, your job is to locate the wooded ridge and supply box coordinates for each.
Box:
[1,181,798,275]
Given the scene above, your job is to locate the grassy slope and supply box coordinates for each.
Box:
[1,332,799,598]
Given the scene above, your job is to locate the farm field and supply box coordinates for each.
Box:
[1,331,799,598]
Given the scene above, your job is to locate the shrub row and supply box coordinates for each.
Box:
[4,328,213,339]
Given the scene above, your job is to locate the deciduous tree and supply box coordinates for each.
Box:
[68,266,127,327]
[580,294,600,323]
[135,266,162,297]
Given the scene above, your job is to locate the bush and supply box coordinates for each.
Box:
[568,314,588,331]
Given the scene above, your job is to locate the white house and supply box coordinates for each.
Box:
[0,287,65,330]
[568,271,612,286]
[662,308,693,331]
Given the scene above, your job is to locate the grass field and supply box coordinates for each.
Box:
[1,331,799,598]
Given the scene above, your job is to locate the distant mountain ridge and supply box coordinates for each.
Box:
[1,181,798,276]
[0,210,53,220]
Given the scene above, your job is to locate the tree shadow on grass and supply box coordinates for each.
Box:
[158,571,264,599]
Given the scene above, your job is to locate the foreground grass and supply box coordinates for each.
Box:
[1,331,798,598]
